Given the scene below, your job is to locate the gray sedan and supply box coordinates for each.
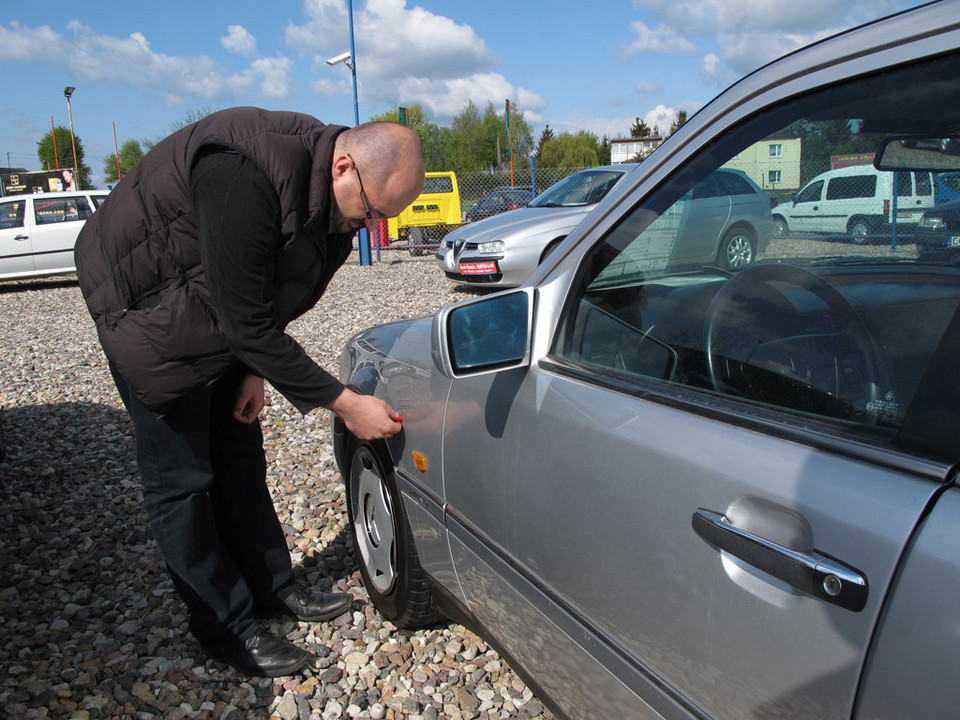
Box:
[334,3,960,719]
[436,165,634,288]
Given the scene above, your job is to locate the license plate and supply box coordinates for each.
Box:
[948,236,960,248]
[459,261,498,275]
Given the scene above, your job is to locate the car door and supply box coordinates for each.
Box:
[0,197,35,278]
[30,193,90,273]
[670,173,730,263]
[440,45,960,720]
[786,179,825,232]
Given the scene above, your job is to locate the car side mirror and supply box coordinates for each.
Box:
[431,289,533,378]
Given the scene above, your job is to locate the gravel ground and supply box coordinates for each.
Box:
[0,252,554,720]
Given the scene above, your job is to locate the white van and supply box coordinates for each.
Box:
[0,190,109,281]
[772,165,934,239]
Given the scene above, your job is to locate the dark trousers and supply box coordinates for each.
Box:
[111,363,295,646]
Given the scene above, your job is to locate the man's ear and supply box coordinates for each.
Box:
[331,154,352,180]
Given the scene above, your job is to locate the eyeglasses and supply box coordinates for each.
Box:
[348,153,374,221]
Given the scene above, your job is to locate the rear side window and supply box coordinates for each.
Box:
[914,172,932,196]
[0,201,25,229]
[716,171,756,196]
[34,197,88,225]
[422,176,454,194]
[826,175,876,200]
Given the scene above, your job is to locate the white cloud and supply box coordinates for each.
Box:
[624,20,697,55]
[635,80,661,94]
[630,0,909,83]
[0,21,64,61]
[285,0,517,122]
[221,25,258,58]
[249,56,295,98]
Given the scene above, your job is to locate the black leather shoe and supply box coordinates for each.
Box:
[273,586,353,622]
[204,627,313,677]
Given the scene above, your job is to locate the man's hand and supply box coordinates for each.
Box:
[329,388,402,440]
[234,374,265,424]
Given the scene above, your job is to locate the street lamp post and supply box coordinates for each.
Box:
[327,2,372,265]
[63,86,80,188]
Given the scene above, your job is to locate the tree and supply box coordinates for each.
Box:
[598,135,612,166]
[168,105,218,133]
[535,125,555,163]
[630,117,653,138]
[36,126,94,189]
[448,102,486,172]
[103,139,146,183]
[668,110,689,137]
[539,131,600,168]
[787,119,883,185]
[369,104,452,171]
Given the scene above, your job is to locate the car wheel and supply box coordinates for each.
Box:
[773,215,788,236]
[718,228,755,271]
[847,217,871,243]
[408,227,424,256]
[347,443,440,628]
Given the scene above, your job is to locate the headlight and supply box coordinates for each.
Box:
[478,240,505,254]
[919,214,945,230]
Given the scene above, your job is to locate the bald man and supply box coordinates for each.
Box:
[75,108,424,677]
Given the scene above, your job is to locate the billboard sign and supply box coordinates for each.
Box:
[1,168,77,196]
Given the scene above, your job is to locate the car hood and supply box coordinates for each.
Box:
[445,205,594,244]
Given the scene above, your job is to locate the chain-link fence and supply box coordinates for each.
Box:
[373,166,590,255]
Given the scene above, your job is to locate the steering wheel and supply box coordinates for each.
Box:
[704,264,883,423]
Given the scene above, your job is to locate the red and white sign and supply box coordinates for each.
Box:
[459,261,498,275]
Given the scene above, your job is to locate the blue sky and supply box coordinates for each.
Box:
[1,0,922,187]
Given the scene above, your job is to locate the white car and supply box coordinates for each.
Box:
[772,165,934,240]
[436,165,636,288]
[0,190,109,282]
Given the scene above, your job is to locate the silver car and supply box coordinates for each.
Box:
[436,165,634,288]
[335,3,960,719]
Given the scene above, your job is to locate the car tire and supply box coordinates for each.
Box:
[718,227,755,271]
[773,215,788,236]
[847,216,872,243]
[346,443,440,628]
[408,227,424,256]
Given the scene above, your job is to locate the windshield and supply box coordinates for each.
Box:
[530,170,624,208]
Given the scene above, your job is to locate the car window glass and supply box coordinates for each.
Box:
[826,176,876,200]
[529,171,623,207]
[554,51,960,444]
[915,171,932,196]
[422,176,453,194]
[795,180,823,203]
[0,201,25,229]
[716,170,756,196]
[896,171,912,197]
[34,197,81,225]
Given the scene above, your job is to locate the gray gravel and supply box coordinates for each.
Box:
[0,253,553,720]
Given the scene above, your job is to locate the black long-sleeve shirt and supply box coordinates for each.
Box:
[190,147,347,412]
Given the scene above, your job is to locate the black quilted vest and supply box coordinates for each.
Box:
[76,107,351,414]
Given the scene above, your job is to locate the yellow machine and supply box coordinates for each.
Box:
[386,171,462,255]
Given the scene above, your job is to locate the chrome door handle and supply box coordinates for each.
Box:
[692,508,868,612]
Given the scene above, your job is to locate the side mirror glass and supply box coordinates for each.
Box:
[432,290,532,377]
